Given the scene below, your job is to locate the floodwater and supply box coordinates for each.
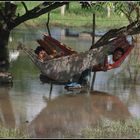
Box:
[0,27,140,138]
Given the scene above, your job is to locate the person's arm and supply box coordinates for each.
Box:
[92,56,109,72]
[92,64,107,72]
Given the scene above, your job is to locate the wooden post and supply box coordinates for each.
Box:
[49,83,53,100]
[90,13,96,91]
[92,13,95,46]
[61,5,65,16]
[107,6,111,18]
[46,12,51,36]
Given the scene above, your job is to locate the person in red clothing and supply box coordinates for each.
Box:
[92,47,125,71]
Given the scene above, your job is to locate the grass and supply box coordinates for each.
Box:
[18,11,129,31]
[0,125,29,138]
[81,119,140,138]
[28,10,129,29]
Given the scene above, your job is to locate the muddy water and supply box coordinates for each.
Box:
[28,91,131,138]
[0,28,140,138]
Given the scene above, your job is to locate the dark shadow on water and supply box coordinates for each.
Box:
[28,90,131,138]
[0,82,13,88]
[39,74,90,98]
[0,47,13,85]
[39,74,67,85]
[40,74,68,100]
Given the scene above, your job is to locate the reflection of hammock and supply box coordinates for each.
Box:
[21,34,134,82]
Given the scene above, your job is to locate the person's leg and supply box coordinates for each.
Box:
[78,69,91,85]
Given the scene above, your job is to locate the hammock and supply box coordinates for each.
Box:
[20,34,134,82]
[92,36,134,71]
[37,34,134,72]
[21,43,109,82]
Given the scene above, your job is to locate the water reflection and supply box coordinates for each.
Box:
[0,85,15,128]
[28,91,131,138]
[125,84,140,118]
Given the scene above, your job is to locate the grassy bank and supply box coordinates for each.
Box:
[19,10,129,30]
[81,119,140,138]
[15,1,129,30]
[0,125,29,138]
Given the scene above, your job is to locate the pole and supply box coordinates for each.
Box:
[46,12,51,36]
[90,13,96,91]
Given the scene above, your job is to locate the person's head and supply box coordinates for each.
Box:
[34,46,47,61]
[52,49,57,54]
[112,47,124,62]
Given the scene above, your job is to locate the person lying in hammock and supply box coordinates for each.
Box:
[72,47,125,87]
[92,47,125,71]
[34,46,53,62]
[65,46,130,89]
[34,46,65,62]
[50,49,65,58]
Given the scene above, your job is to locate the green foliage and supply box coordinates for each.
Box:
[94,2,106,13]
[114,2,140,16]
[66,2,90,15]
[0,2,4,9]
[113,2,139,22]
[65,2,107,16]
[104,2,114,8]
[114,2,125,15]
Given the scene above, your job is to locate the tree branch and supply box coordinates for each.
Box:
[80,1,95,9]
[135,7,140,21]
[21,2,28,13]
[8,2,69,30]
[94,20,140,48]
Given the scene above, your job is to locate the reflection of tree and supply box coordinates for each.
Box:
[105,69,136,93]
[126,84,140,117]
[10,53,39,92]
[104,71,140,119]
[127,48,139,81]
[0,86,15,128]
[28,91,131,138]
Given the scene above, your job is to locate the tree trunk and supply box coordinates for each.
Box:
[0,30,10,47]
[0,29,10,72]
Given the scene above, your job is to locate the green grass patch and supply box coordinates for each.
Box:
[81,119,140,138]
[23,12,128,30]
[0,125,29,138]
